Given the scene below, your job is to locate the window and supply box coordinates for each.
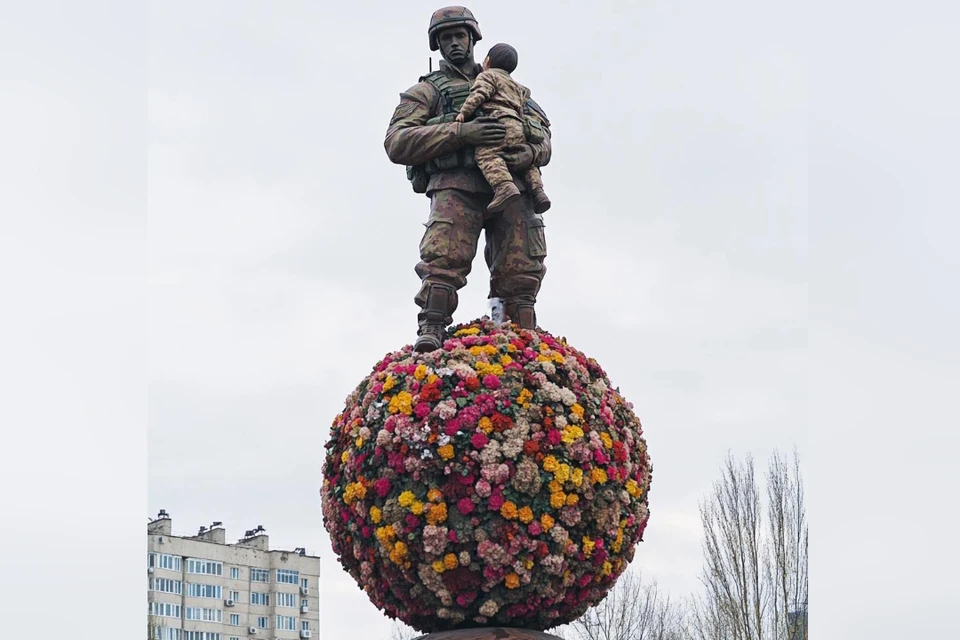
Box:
[276,616,297,631]
[153,553,182,571]
[300,577,309,591]
[229,590,240,602]
[276,569,299,584]
[257,616,269,629]
[229,614,240,626]
[150,577,183,595]
[186,559,223,576]
[230,637,240,640]
[230,567,240,580]
[186,583,222,599]
[153,629,182,640]
[185,607,223,623]
[148,601,182,618]
[302,621,310,632]
[184,633,221,640]
[301,598,308,610]
[250,568,269,582]
[276,592,297,608]
[250,592,270,606]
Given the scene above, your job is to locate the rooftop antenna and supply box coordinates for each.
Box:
[429,57,432,73]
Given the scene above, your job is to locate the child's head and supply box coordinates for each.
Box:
[483,43,518,73]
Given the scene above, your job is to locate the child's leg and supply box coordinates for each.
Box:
[524,166,545,193]
[474,143,513,187]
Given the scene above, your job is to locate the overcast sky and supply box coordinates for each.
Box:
[146,0,805,637]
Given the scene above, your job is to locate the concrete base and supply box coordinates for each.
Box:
[415,629,563,640]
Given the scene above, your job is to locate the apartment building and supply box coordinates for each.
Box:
[147,510,320,640]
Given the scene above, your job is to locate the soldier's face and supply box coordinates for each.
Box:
[438,27,472,63]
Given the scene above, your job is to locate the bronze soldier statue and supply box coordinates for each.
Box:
[384,6,552,353]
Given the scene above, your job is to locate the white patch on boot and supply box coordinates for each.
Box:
[488,298,506,325]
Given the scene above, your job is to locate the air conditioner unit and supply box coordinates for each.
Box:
[300,631,312,639]
[147,567,154,573]
[249,627,258,634]
[300,603,308,614]
[225,599,235,607]
[299,585,308,595]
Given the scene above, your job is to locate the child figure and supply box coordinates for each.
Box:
[455,43,552,214]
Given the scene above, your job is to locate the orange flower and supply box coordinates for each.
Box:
[443,553,458,570]
[518,506,534,524]
[438,444,455,460]
[505,573,520,589]
[427,488,443,503]
[426,502,448,525]
[565,493,579,506]
[541,514,555,530]
[478,417,494,434]
[500,501,519,520]
[550,492,566,509]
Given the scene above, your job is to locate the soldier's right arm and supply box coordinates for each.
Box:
[384,82,464,167]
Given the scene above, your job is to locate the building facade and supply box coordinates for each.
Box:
[147,510,320,640]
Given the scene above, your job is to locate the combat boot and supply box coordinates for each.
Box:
[487,182,521,212]
[504,300,537,330]
[414,283,455,353]
[531,188,551,214]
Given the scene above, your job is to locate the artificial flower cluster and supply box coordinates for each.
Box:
[321,319,652,632]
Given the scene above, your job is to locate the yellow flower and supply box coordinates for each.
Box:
[565,493,579,507]
[505,573,520,589]
[612,528,625,553]
[478,417,494,434]
[369,506,382,524]
[601,561,613,576]
[536,354,552,363]
[375,526,395,546]
[507,344,517,353]
[600,432,613,449]
[340,450,350,464]
[443,553,458,570]
[390,541,409,565]
[626,479,642,497]
[499,354,513,366]
[343,481,366,505]
[426,502,448,525]
[582,536,595,557]
[355,437,364,448]
[427,374,439,384]
[550,491,567,509]
[517,388,533,406]
[540,514,555,530]
[454,326,480,336]
[437,444,455,460]
[542,455,559,473]
[500,501,519,520]
[571,468,584,487]
[398,491,415,508]
[561,425,584,444]
[539,343,549,352]
[427,488,443,503]
[554,463,571,484]
[475,362,504,377]
[432,560,446,573]
[382,375,396,392]
[524,558,534,570]
[388,391,413,415]
[570,403,584,419]
[410,500,424,515]
[552,352,565,365]
[590,468,609,485]
[518,506,534,524]
[414,364,428,381]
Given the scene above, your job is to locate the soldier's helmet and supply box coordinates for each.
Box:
[428,6,482,52]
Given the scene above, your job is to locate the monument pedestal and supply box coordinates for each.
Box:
[416,629,563,640]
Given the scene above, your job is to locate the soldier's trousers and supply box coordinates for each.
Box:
[474,118,545,192]
[414,187,547,325]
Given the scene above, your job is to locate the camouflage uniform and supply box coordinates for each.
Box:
[384,58,552,338]
[459,67,546,195]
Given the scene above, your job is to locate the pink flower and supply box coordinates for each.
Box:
[444,419,461,436]
[547,430,562,446]
[471,432,489,449]
[488,492,505,511]
[475,479,492,498]
[457,497,475,515]
[374,478,391,498]
[482,375,501,390]
[528,522,542,536]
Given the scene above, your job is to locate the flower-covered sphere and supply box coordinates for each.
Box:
[321,320,653,632]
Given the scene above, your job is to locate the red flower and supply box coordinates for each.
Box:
[374,478,391,498]
[465,376,480,391]
[420,382,442,402]
[457,497,475,515]
[414,402,431,419]
[523,440,539,455]
[547,429,562,446]
[471,432,489,449]
[491,413,514,432]
[613,441,628,462]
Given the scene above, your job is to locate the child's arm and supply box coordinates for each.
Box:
[456,72,498,122]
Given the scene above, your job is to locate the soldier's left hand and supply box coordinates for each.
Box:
[500,144,535,172]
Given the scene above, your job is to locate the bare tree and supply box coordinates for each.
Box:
[390,620,422,640]
[687,450,808,640]
[558,569,685,640]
